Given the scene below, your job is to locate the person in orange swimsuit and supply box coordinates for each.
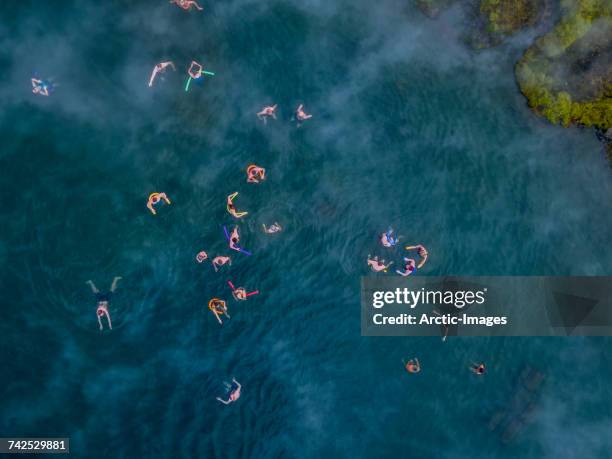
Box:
[147,192,171,215]
[208,298,229,324]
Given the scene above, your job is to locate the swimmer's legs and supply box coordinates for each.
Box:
[86,280,99,294]
[110,276,122,292]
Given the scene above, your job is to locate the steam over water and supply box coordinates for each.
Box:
[1,1,611,458]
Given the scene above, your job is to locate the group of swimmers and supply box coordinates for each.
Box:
[367,228,428,276]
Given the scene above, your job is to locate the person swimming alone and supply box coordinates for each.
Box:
[31,78,53,96]
[216,378,241,405]
[396,258,416,277]
[403,358,421,374]
[147,192,171,215]
[209,298,230,324]
[257,104,277,123]
[212,256,231,272]
[295,104,312,123]
[405,244,428,269]
[86,277,121,330]
[170,0,203,10]
[246,165,266,183]
[367,255,393,272]
[471,362,486,375]
[226,192,248,218]
[196,251,208,263]
[262,222,282,234]
[148,61,176,87]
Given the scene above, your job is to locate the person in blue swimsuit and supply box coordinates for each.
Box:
[381,228,400,247]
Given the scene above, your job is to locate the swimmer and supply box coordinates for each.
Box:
[246,165,266,183]
[188,60,203,79]
[405,244,428,269]
[381,228,400,247]
[216,378,241,404]
[31,78,51,96]
[148,61,176,87]
[228,226,240,251]
[196,251,208,263]
[86,277,121,331]
[470,362,486,375]
[228,280,259,301]
[227,192,248,218]
[403,358,420,374]
[396,258,416,277]
[170,0,203,11]
[147,192,171,215]
[262,222,282,234]
[295,104,312,122]
[212,256,231,272]
[208,298,229,324]
[367,255,393,273]
[257,104,277,124]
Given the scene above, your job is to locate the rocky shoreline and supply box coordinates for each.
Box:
[415,0,612,165]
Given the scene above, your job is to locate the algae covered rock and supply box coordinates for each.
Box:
[515,0,612,130]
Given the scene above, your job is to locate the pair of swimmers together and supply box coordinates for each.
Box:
[367,245,427,275]
[256,104,312,124]
[402,359,486,375]
[208,281,258,322]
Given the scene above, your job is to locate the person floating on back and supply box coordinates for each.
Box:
[86,277,121,330]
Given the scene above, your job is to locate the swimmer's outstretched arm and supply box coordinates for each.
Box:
[232,378,241,389]
[216,397,231,404]
[110,276,122,292]
[86,280,99,294]
[147,202,157,215]
[161,193,171,205]
[106,314,113,330]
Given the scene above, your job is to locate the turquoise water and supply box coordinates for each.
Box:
[1,1,611,458]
